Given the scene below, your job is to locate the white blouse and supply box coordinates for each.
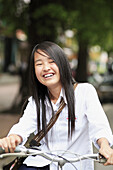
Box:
[8,83,113,170]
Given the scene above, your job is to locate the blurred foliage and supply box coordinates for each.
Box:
[0,0,113,113]
[0,0,113,51]
[0,0,113,82]
[62,0,113,81]
[64,0,113,53]
[0,0,29,36]
[32,4,67,36]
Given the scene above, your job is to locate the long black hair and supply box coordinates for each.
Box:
[29,41,76,137]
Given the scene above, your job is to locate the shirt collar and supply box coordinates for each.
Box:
[45,87,67,107]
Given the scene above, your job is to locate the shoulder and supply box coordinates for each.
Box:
[27,96,36,108]
[75,82,97,96]
[75,82,95,91]
[22,96,37,117]
[28,96,34,102]
[74,83,100,105]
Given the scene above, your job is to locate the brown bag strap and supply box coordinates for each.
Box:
[29,83,78,147]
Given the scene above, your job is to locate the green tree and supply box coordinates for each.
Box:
[62,0,113,81]
[0,0,113,113]
[27,0,67,48]
[0,0,68,112]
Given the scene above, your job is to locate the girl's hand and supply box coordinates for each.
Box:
[98,138,113,165]
[0,134,22,153]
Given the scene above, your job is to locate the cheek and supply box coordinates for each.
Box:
[53,64,60,73]
[35,67,41,79]
[54,66,60,81]
[55,66,60,77]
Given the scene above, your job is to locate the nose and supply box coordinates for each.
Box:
[43,63,50,71]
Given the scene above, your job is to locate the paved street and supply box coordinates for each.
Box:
[0,74,21,137]
[0,73,113,169]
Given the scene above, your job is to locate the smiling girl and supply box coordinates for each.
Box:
[0,41,113,170]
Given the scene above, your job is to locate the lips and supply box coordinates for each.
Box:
[43,73,54,78]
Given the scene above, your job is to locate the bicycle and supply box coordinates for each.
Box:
[0,145,107,170]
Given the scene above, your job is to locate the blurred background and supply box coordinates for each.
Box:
[0,0,113,169]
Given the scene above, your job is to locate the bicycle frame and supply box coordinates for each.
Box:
[0,146,106,170]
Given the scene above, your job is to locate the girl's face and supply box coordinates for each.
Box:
[34,50,61,89]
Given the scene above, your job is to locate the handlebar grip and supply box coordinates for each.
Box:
[0,147,5,154]
[0,145,23,154]
[99,153,107,163]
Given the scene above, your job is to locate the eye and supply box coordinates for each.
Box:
[35,63,42,66]
[49,59,55,63]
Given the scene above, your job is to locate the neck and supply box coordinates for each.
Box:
[48,85,62,104]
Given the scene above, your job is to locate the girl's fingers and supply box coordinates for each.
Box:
[0,138,9,153]
[101,150,113,166]
[8,136,16,152]
[104,158,113,166]
[8,135,22,152]
[0,135,22,153]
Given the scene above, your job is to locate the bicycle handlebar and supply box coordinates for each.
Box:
[0,145,107,166]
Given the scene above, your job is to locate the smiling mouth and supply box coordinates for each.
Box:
[43,73,54,78]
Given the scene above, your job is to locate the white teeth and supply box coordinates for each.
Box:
[44,74,53,78]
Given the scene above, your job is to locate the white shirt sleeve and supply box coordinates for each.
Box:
[85,83,113,149]
[8,97,37,144]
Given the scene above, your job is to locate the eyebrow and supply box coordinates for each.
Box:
[34,57,53,63]
[34,59,42,63]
